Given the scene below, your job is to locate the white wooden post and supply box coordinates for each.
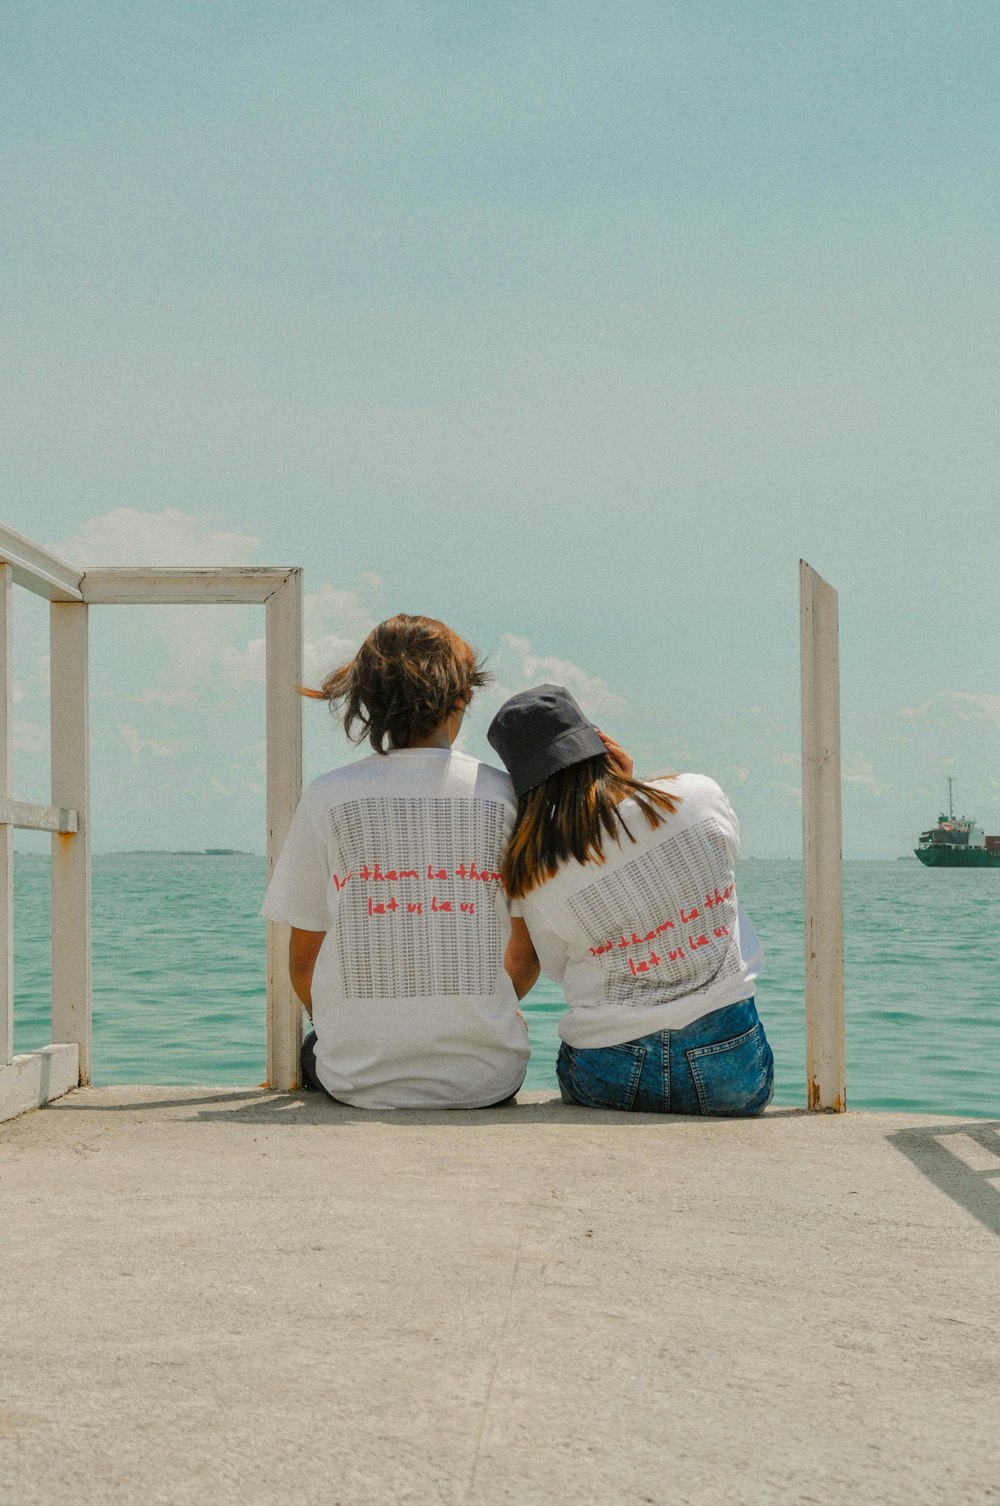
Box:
[50,600,91,1085]
[265,571,303,1090]
[1,564,13,1068]
[800,560,846,1111]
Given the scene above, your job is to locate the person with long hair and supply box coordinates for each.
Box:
[262,615,534,1108]
[488,684,773,1115]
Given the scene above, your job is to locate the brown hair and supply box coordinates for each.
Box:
[303,614,490,752]
[502,756,680,899]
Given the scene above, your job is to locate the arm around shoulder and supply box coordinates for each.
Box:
[504,917,540,1001]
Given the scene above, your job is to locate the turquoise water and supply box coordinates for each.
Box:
[10,854,999,1116]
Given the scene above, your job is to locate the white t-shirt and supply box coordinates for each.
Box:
[512,773,763,1049]
[262,748,529,1109]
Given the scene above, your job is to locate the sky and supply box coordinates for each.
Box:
[3,1,998,857]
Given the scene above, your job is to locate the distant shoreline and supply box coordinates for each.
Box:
[100,849,256,857]
[13,851,923,863]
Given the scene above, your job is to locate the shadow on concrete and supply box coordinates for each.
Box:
[887,1120,1000,1240]
[42,1088,809,1130]
[184,1097,810,1130]
[43,1088,271,1113]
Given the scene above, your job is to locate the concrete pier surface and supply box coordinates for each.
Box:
[3,1090,998,1506]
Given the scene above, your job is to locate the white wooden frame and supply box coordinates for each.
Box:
[0,522,302,1121]
[800,561,847,1111]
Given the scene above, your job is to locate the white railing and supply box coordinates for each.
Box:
[0,522,302,1121]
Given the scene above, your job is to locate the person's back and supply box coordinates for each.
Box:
[512,770,763,1049]
[262,615,530,1109]
[489,683,773,1116]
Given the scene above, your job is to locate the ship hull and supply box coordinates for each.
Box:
[915,846,1000,867]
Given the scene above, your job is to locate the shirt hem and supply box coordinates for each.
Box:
[315,1058,529,1111]
[557,975,760,1049]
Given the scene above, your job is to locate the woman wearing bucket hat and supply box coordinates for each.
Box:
[487,685,773,1115]
[262,615,532,1109]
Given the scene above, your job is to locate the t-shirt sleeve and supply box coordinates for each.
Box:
[681,774,741,865]
[736,905,763,979]
[716,784,741,864]
[261,794,331,931]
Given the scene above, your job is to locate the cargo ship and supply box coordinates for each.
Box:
[915,779,1000,867]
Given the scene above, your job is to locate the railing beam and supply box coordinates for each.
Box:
[0,521,83,601]
[800,560,846,1111]
[265,571,303,1091]
[50,600,92,1086]
[0,799,79,833]
[81,567,299,605]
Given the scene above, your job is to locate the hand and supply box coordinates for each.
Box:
[595,729,633,779]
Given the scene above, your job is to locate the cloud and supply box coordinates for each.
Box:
[42,511,389,721]
[134,688,196,707]
[230,740,267,780]
[52,509,381,708]
[226,741,268,797]
[899,691,1000,729]
[219,636,267,690]
[951,692,1000,729]
[10,656,50,709]
[118,723,182,760]
[51,509,265,713]
[492,633,626,718]
[899,698,935,721]
[220,583,378,690]
[303,585,378,686]
[771,781,802,807]
[58,508,261,566]
[843,757,890,797]
[12,720,48,754]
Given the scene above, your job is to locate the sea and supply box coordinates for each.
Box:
[9,854,999,1117]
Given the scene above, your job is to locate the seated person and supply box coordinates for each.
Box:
[488,684,773,1115]
[263,615,535,1108]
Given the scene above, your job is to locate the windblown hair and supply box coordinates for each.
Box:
[303,614,489,753]
[503,756,680,899]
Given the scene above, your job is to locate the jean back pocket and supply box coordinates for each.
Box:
[686,1022,773,1116]
[557,1040,648,1111]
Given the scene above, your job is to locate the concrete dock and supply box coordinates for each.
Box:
[3,1089,999,1506]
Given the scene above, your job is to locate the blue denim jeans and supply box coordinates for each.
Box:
[556,999,774,1116]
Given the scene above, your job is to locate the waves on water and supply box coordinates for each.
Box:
[11,855,999,1116]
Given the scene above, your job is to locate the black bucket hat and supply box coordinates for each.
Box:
[487,684,606,796]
